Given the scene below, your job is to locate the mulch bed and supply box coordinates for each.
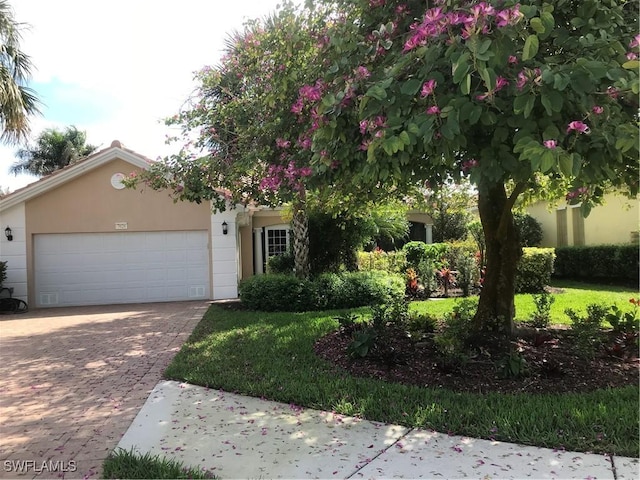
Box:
[314,325,639,395]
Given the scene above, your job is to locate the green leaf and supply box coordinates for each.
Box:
[540,94,553,116]
[401,79,423,96]
[469,105,482,125]
[399,131,410,145]
[524,95,536,118]
[461,73,471,95]
[558,154,573,177]
[530,18,545,34]
[522,35,539,61]
[540,12,555,33]
[540,150,555,172]
[366,85,387,101]
[622,60,640,70]
[452,52,471,84]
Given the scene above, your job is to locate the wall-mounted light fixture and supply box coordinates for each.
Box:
[222,221,228,235]
[4,226,13,241]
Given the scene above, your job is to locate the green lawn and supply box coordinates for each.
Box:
[165,281,639,457]
[412,279,638,325]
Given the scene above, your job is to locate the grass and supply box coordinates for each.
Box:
[102,448,216,479]
[164,280,639,457]
[412,279,639,325]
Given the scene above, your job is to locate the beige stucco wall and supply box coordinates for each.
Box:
[24,158,212,304]
[526,193,639,247]
[240,210,288,278]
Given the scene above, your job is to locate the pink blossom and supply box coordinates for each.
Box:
[462,159,478,172]
[421,79,437,97]
[592,105,604,114]
[299,137,313,149]
[291,99,303,114]
[508,55,518,64]
[516,71,528,90]
[395,4,409,15]
[369,0,385,7]
[356,65,371,79]
[424,7,444,24]
[607,86,620,99]
[566,121,590,134]
[495,9,510,27]
[359,120,369,134]
[630,34,640,48]
[276,138,291,149]
[543,140,557,149]
[426,105,441,115]
[471,2,495,18]
[360,139,372,151]
[373,115,387,127]
[626,52,638,60]
[476,93,488,101]
[374,130,385,138]
[495,76,509,92]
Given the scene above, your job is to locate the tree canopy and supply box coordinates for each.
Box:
[0,0,39,144]
[11,125,98,176]
[303,0,638,338]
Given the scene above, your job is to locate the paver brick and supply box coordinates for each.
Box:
[0,301,206,479]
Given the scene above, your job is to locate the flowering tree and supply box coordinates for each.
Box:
[305,0,638,343]
[126,3,328,278]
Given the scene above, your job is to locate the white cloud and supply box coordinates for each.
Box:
[1,0,294,192]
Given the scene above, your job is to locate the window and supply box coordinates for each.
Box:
[266,228,289,257]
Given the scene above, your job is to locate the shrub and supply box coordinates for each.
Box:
[515,248,555,293]
[357,249,406,274]
[566,304,608,359]
[238,274,316,312]
[266,251,294,274]
[513,212,543,247]
[553,244,639,284]
[402,241,447,269]
[527,292,556,329]
[0,261,6,287]
[239,271,405,312]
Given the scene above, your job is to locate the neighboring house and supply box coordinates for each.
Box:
[526,192,639,248]
[0,141,433,308]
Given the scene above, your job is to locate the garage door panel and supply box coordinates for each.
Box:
[35,232,211,307]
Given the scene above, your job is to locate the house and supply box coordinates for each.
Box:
[0,141,433,308]
[526,192,639,248]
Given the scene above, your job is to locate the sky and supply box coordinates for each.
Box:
[0,0,297,193]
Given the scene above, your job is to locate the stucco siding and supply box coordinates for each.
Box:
[526,193,639,247]
[0,203,28,301]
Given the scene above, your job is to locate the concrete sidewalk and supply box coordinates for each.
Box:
[117,381,639,479]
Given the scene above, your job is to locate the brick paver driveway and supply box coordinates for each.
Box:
[0,301,208,479]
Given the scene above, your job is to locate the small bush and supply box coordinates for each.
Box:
[566,304,608,359]
[239,271,405,312]
[527,292,556,329]
[266,251,294,274]
[515,248,555,293]
[0,261,6,287]
[554,244,639,284]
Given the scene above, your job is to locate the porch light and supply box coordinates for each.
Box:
[4,226,12,241]
[222,221,228,235]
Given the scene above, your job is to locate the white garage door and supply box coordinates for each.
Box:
[34,231,210,307]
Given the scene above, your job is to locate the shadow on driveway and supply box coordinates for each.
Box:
[0,301,208,479]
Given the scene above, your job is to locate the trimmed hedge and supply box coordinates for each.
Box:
[239,271,405,312]
[515,248,556,293]
[553,244,639,283]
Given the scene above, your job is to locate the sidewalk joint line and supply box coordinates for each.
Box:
[345,427,415,479]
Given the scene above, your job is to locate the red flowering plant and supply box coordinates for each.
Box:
[306,0,638,346]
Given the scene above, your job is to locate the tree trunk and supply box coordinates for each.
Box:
[291,192,310,279]
[473,182,522,348]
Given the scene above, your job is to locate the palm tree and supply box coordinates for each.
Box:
[0,0,39,144]
[10,126,98,176]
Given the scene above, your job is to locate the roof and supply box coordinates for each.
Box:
[0,140,154,213]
